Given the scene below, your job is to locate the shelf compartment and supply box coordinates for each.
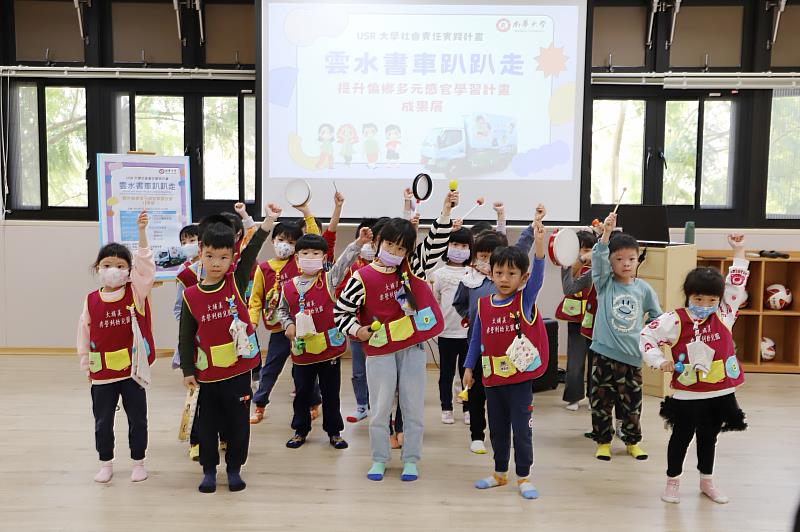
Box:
[763,261,800,312]
[759,316,800,366]
[731,315,762,366]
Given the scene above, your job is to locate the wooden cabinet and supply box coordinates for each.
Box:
[637,244,698,397]
[697,251,800,375]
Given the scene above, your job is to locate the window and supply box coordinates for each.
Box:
[591,7,647,69]
[202,96,239,200]
[662,101,699,205]
[134,96,185,156]
[591,100,644,204]
[8,84,41,210]
[243,95,256,202]
[766,90,800,219]
[700,100,735,208]
[113,93,131,153]
[45,87,88,207]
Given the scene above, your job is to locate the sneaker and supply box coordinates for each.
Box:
[329,435,349,450]
[595,443,612,461]
[346,406,368,423]
[93,462,113,483]
[189,444,200,461]
[249,406,265,424]
[463,411,471,425]
[626,444,649,461]
[469,440,487,454]
[661,477,680,504]
[310,404,321,421]
[566,402,579,411]
[441,410,455,424]
[700,477,730,504]
[130,460,148,482]
[286,433,307,449]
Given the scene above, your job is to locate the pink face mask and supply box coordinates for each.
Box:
[378,248,404,267]
[298,257,324,274]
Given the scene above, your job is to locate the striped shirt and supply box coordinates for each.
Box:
[334,216,452,336]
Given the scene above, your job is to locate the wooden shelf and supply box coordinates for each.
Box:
[699,249,800,375]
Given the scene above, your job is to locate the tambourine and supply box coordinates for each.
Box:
[285,179,311,207]
[412,173,433,213]
[548,228,580,267]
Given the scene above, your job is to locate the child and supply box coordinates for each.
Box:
[278,226,374,449]
[362,123,379,169]
[430,227,474,425]
[640,234,748,505]
[452,209,538,454]
[77,210,154,483]
[249,203,322,423]
[589,212,662,461]
[462,223,547,500]
[558,230,596,411]
[335,189,458,482]
[179,204,279,493]
[340,217,389,423]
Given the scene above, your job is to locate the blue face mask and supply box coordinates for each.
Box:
[688,304,718,320]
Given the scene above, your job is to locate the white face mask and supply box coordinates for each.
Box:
[298,257,324,275]
[98,267,130,289]
[181,242,199,260]
[274,241,295,259]
[360,243,376,261]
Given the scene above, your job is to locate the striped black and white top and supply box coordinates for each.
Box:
[334,216,453,337]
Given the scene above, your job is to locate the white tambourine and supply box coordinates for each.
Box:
[547,228,580,267]
[285,179,311,207]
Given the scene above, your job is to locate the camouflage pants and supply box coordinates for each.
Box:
[589,352,642,445]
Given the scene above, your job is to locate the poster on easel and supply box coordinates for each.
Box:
[97,153,192,281]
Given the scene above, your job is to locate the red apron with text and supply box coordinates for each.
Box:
[284,274,347,365]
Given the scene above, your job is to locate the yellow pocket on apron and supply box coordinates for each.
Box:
[89,352,102,373]
[211,342,237,368]
[491,356,517,378]
[389,315,414,342]
[699,359,725,384]
[104,348,131,371]
[304,332,328,355]
[481,356,491,377]
[196,347,209,371]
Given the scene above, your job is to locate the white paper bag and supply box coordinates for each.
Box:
[129,306,152,388]
[687,340,715,375]
[295,309,318,338]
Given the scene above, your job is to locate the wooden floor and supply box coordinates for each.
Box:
[1,356,798,532]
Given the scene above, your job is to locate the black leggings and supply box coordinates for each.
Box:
[661,394,747,478]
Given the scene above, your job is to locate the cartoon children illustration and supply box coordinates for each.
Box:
[385,124,401,167]
[337,124,359,166]
[317,123,335,169]
[362,123,379,169]
[475,115,491,140]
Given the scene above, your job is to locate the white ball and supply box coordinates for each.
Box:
[760,337,776,360]
[766,284,792,310]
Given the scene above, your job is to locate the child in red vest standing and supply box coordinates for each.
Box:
[641,234,749,505]
[335,189,458,482]
[278,227,374,449]
[179,204,280,494]
[462,220,547,500]
[77,210,155,484]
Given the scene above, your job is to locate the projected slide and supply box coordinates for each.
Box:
[263,3,586,221]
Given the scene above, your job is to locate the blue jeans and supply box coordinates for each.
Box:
[366,345,426,464]
[253,331,320,407]
[486,381,534,478]
[350,340,369,408]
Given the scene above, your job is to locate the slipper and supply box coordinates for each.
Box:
[759,250,790,259]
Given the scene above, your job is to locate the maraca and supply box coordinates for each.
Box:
[457,388,469,401]
[449,179,458,207]
[370,320,381,332]
[674,353,686,373]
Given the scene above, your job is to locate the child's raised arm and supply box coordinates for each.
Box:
[521,220,547,316]
[296,200,320,235]
[327,227,373,290]
[327,191,345,234]
[131,210,155,308]
[493,201,506,235]
[416,190,458,274]
[719,233,750,329]
[592,212,616,292]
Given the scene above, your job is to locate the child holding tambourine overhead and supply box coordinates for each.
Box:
[77,210,155,484]
[334,189,457,483]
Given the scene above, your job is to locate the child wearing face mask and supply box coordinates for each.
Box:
[179,204,279,493]
[451,206,541,454]
[429,227,474,426]
[249,211,323,423]
[335,189,458,482]
[640,234,748,505]
[77,210,155,484]
[589,212,662,462]
[277,228,374,449]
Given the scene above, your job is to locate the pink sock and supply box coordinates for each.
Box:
[94,461,113,483]
[699,475,729,504]
[131,460,148,482]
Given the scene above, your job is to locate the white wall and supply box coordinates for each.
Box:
[1,220,799,354]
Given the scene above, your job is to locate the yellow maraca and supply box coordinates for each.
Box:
[457,387,469,401]
[370,320,381,332]
[448,179,458,208]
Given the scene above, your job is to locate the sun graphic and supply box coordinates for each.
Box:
[535,43,568,78]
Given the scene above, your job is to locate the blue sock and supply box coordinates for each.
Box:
[198,469,216,493]
[401,462,418,482]
[227,468,246,492]
[367,462,385,481]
